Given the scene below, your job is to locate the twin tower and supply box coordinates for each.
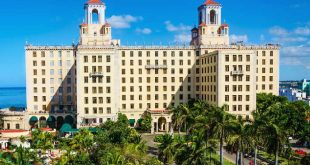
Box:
[80,0,229,46]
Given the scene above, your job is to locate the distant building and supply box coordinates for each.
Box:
[298,79,310,96]
[279,88,307,102]
[0,108,27,130]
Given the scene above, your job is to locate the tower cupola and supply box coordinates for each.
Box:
[85,0,106,24]
[191,0,230,46]
[198,0,222,25]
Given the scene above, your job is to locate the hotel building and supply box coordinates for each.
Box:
[21,0,279,133]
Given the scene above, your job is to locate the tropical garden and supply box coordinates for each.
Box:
[155,93,310,165]
[0,93,309,165]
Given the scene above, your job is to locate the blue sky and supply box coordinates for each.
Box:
[0,0,309,87]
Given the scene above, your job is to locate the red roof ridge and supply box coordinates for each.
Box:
[199,22,207,27]
[86,0,104,5]
[203,0,220,6]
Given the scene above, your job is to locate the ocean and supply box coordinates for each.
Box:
[0,87,26,109]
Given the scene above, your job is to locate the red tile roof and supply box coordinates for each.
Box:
[40,128,53,131]
[199,22,207,27]
[104,23,111,27]
[80,23,88,27]
[86,0,104,5]
[221,23,229,27]
[203,0,220,5]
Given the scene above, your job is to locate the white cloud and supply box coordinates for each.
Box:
[165,21,191,32]
[269,26,288,36]
[230,34,248,43]
[272,37,308,43]
[281,45,310,57]
[107,15,143,29]
[281,57,302,66]
[136,28,152,34]
[294,27,310,36]
[174,33,191,43]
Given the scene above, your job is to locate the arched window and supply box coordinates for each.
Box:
[199,12,202,24]
[210,10,216,24]
[92,9,99,24]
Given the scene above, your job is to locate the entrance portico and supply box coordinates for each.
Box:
[149,109,173,134]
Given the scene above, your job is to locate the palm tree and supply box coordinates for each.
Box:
[263,121,288,165]
[209,105,237,165]
[70,128,94,154]
[226,117,254,165]
[171,105,184,134]
[182,133,208,165]
[157,134,175,164]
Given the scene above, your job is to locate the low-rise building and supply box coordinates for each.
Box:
[279,88,307,102]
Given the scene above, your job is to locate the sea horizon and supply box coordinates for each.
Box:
[0,87,26,109]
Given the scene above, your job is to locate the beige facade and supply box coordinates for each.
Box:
[20,0,280,132]
[0,109,27,130]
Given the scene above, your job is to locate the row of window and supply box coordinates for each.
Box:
[121,50,192,58]
[84,107,111,115]
[120,100,186,110]
[224,85,251,92]
[84,56,110,63]
[32,60,73,67]
[224,75,250,82]
[120,77,186,84]
[33,78,74,85]
[32,51,72,58]
[120,68,191,75]
[84,66,111,73]
[121,59,192,66]
[84,76,111,83]
[225,55,251,62]
[33,69,74,77]
[121,85,192,93]
[230,105,250,112]
[259,59,274,65]
[34,87,74,94]
[225,95,250,102]
[34,95,72,102]
[121,93,192,101]
[84,87,111,94]
[84,97,111,104]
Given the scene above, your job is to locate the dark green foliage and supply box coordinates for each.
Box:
[139,112,153,132]
[300,155,310,165]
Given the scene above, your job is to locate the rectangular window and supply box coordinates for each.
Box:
[225,55,229,62]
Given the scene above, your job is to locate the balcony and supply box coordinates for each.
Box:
[90,72,104,77]
[145,65,168,69]
[231,70,244,76]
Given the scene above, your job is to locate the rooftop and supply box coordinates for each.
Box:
[203,0,220,6]
[86,0,104,5]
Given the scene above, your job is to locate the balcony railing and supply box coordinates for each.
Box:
[145,65,168,69]
[231,70,244,76]
[90,72,104,77]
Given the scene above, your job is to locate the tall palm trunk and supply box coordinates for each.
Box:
[236,150,240,165]
[254,147,258,165]
[220,129,224,165]
[275,144,279,165]
[240,152,243,165]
